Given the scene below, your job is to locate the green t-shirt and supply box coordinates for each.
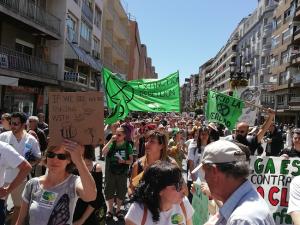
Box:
[106,141,133,175]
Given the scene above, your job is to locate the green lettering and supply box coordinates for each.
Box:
[264,158,275,174]
[280,160,290,175]
[291,160,300,176]
[254,158,264,174]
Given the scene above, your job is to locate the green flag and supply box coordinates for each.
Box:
[103,67,180,112]
[104,97,129,125]
[206,90,244,130]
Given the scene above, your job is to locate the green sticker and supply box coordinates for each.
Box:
[171,213,183,224]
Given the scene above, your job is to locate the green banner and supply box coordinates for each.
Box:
[206,90,244,130]
[103,67,180,112]
[104,97,129,125]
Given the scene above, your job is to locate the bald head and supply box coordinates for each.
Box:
[236,122,249,137]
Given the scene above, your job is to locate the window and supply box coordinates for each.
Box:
[80,20,91,41]
[15,39,34,55]
[281,50,289,64]
[94,7,102,29]
[271,35,280,48]
[93,36,100,52]
[277,95,284,104]
[66,14,77,42]
[282,27,292,42]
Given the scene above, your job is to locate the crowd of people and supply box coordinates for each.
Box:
[0,110,300,225]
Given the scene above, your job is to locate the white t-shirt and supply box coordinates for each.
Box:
[0,131,41,183]
[288,176,300,214]
[0,141,25,188]
[125,197,194,225]
[187,140,202,181]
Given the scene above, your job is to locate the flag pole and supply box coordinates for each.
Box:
[244,100,268,112]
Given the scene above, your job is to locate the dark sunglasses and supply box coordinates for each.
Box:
[46,152,68,160]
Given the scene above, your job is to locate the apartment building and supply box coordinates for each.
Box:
[199,58,214,103]
[101,0,129,79]
[181,79,191,112]
[0,0,63,114]
[0,0,104,115]
[207,33,239,94]
[64,0,103,91]
[270,0,300,126]
[236,0,278,108]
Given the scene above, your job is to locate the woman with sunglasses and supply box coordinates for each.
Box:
[128,130,175,195]
[125,160,194,225]
[16,139,96,225]
[102,127,133,221]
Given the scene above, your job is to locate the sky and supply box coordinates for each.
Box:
[123,0,258,84]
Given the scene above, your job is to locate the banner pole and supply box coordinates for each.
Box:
[244,100,268,112]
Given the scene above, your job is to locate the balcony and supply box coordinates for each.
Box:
[81,1,93,24]
[0,45,58,80]
[290,96,300,106]
[80,36,91,53]
[276,104,289,110]
[290,53,300,65]
[294,5,300,20]
[113,43,128,60]
[263,23,272,37]
[0,0,61,38]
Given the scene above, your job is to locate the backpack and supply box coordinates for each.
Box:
[141,202,187,225]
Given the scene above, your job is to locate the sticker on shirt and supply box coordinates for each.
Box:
[171,213,185,225]
[39,190,58,209]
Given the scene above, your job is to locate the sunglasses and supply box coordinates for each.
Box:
[46,152,68,160]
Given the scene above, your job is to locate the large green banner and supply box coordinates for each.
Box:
[103,67,180,113]
[206,90,244,130]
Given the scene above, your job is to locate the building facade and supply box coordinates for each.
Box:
[270,0,300,126]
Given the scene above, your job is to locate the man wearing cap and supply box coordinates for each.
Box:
[195,140,275,225]
[280,128,300,158]
[225,108,275,155]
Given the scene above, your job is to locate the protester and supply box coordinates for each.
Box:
[168,129,186,168]
[287,176,300,225]
[265,123,284,156]
[37,113,48,134]
[129,130,175,194]
[207,122,219,142]
[280,128,300,158]
[125,160,194,225]
[0,113,11,133]
[187,126,210,202]
[194,140,275,224]
[73,145,106,225]
[225,108,275,155]
[102,127,133,221]
[16,140,96,225]
[0,112,41,224]
[28,116,48,153]
[0,142,31,225]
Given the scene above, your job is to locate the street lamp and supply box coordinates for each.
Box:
[229,61,252,80]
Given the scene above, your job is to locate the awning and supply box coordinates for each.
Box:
[65,40,102,72]
[0,75,18,86]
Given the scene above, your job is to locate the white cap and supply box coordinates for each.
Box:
[192,140,246,174]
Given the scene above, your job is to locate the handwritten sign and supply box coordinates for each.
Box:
[49,91,104,146]
[192,181,209,225]
[249,156,300,225]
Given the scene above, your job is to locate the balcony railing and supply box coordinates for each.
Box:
[0,0,61,36]
[290,96,300,103]
[80,36,91,53]
[0,45,58,79]
[294,28,300,37]
[81,1,93,23]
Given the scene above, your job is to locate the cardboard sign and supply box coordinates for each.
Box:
[49,91,104,146]
[249,156,300,225]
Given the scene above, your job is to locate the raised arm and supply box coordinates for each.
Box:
[256,108,275,143]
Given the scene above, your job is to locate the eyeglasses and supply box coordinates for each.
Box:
[10,122,21,126]
[46,152,68,160]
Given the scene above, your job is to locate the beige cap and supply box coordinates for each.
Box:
[192,140,246,174]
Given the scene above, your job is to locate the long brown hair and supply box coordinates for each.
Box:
[146,130,169,160]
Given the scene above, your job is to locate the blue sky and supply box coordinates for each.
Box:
[123,0,257,84]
